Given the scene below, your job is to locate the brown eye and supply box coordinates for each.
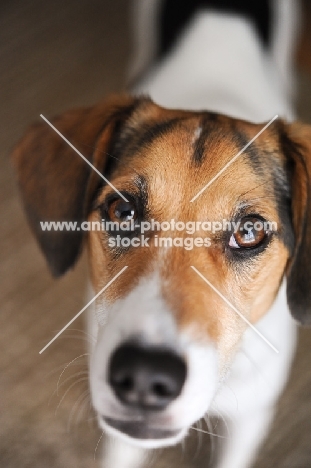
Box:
[229,217,267,249]
[107,198,137,224]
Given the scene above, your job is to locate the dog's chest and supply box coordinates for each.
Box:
[133,12,293,122]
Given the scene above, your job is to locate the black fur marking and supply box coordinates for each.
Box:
[159,0,271,60]
[241,123,295,254]
[230,124,294,253]
[245,139,294,252]
[232,127,265,177]
[272,174,294,253]
[133,174,149,216]
[193,113,218,164]
[130,118,181,155]
[108,117,182,170]
[102,98,147,179]
[270,145,294,254]
[279,127,311,324]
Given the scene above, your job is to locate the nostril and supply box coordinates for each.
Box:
[152,382,174,398]
[153,382,166,397]
[108,342,187,411]
[114,375,134,392]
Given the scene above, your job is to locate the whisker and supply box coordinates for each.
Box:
[207,409,220,432]
[193,419,203,459]
[86,404,97,429]
[204,414,216,464]
[223,383,239,411]
[55,377,89,415]
[210,403,232,438]
[67,389,90,432]
[62,328,97,344]
[58,335,92,346]
[45,360,86,380]
[57,353,89,396]
[180,429,187,456]
[87,415,99,423]
[48,367,88,407]
[56,370,89,396]
[76,392,91,425]
[94,431,105,461]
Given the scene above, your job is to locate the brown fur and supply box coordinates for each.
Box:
[11,96,311,362]
[87,110,292,362]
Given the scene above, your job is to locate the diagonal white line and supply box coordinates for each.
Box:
[190,115,278,202]
[190,266,279,353]
[40,114,128,202]
[39,266,128,354]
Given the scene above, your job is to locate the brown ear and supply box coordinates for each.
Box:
[282,122,311,325]
[11,94,140,277]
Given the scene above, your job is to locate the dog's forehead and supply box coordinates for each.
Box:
[110,107,284,218]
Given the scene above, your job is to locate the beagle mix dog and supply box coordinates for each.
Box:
[11,1,311,467]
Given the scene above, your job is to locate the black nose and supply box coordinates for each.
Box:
[108,343,187,411]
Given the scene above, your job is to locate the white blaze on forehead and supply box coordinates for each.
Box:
[193,125,203,143]
[95,272,178,344]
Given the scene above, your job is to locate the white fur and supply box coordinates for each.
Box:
[133,11,294,122]
[90,273,218,447]
[101,437,149,468]
[90,280,296,467]
[90,3,300,467]
[211,281,296,467]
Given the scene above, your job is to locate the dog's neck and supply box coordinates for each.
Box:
[134,11,294,122]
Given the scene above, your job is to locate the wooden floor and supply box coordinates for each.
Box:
[1,1,311,467]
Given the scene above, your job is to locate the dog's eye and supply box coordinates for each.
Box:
[229,217,267,249]
[107,198,137,224]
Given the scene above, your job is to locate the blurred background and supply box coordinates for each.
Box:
[1,1,311,467]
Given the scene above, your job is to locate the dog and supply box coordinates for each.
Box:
[11,0,311,467]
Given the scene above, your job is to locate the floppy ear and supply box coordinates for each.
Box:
[11,95,140,277]
[282,122,311,325]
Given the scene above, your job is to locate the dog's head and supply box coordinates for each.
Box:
[11,95,311,447]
